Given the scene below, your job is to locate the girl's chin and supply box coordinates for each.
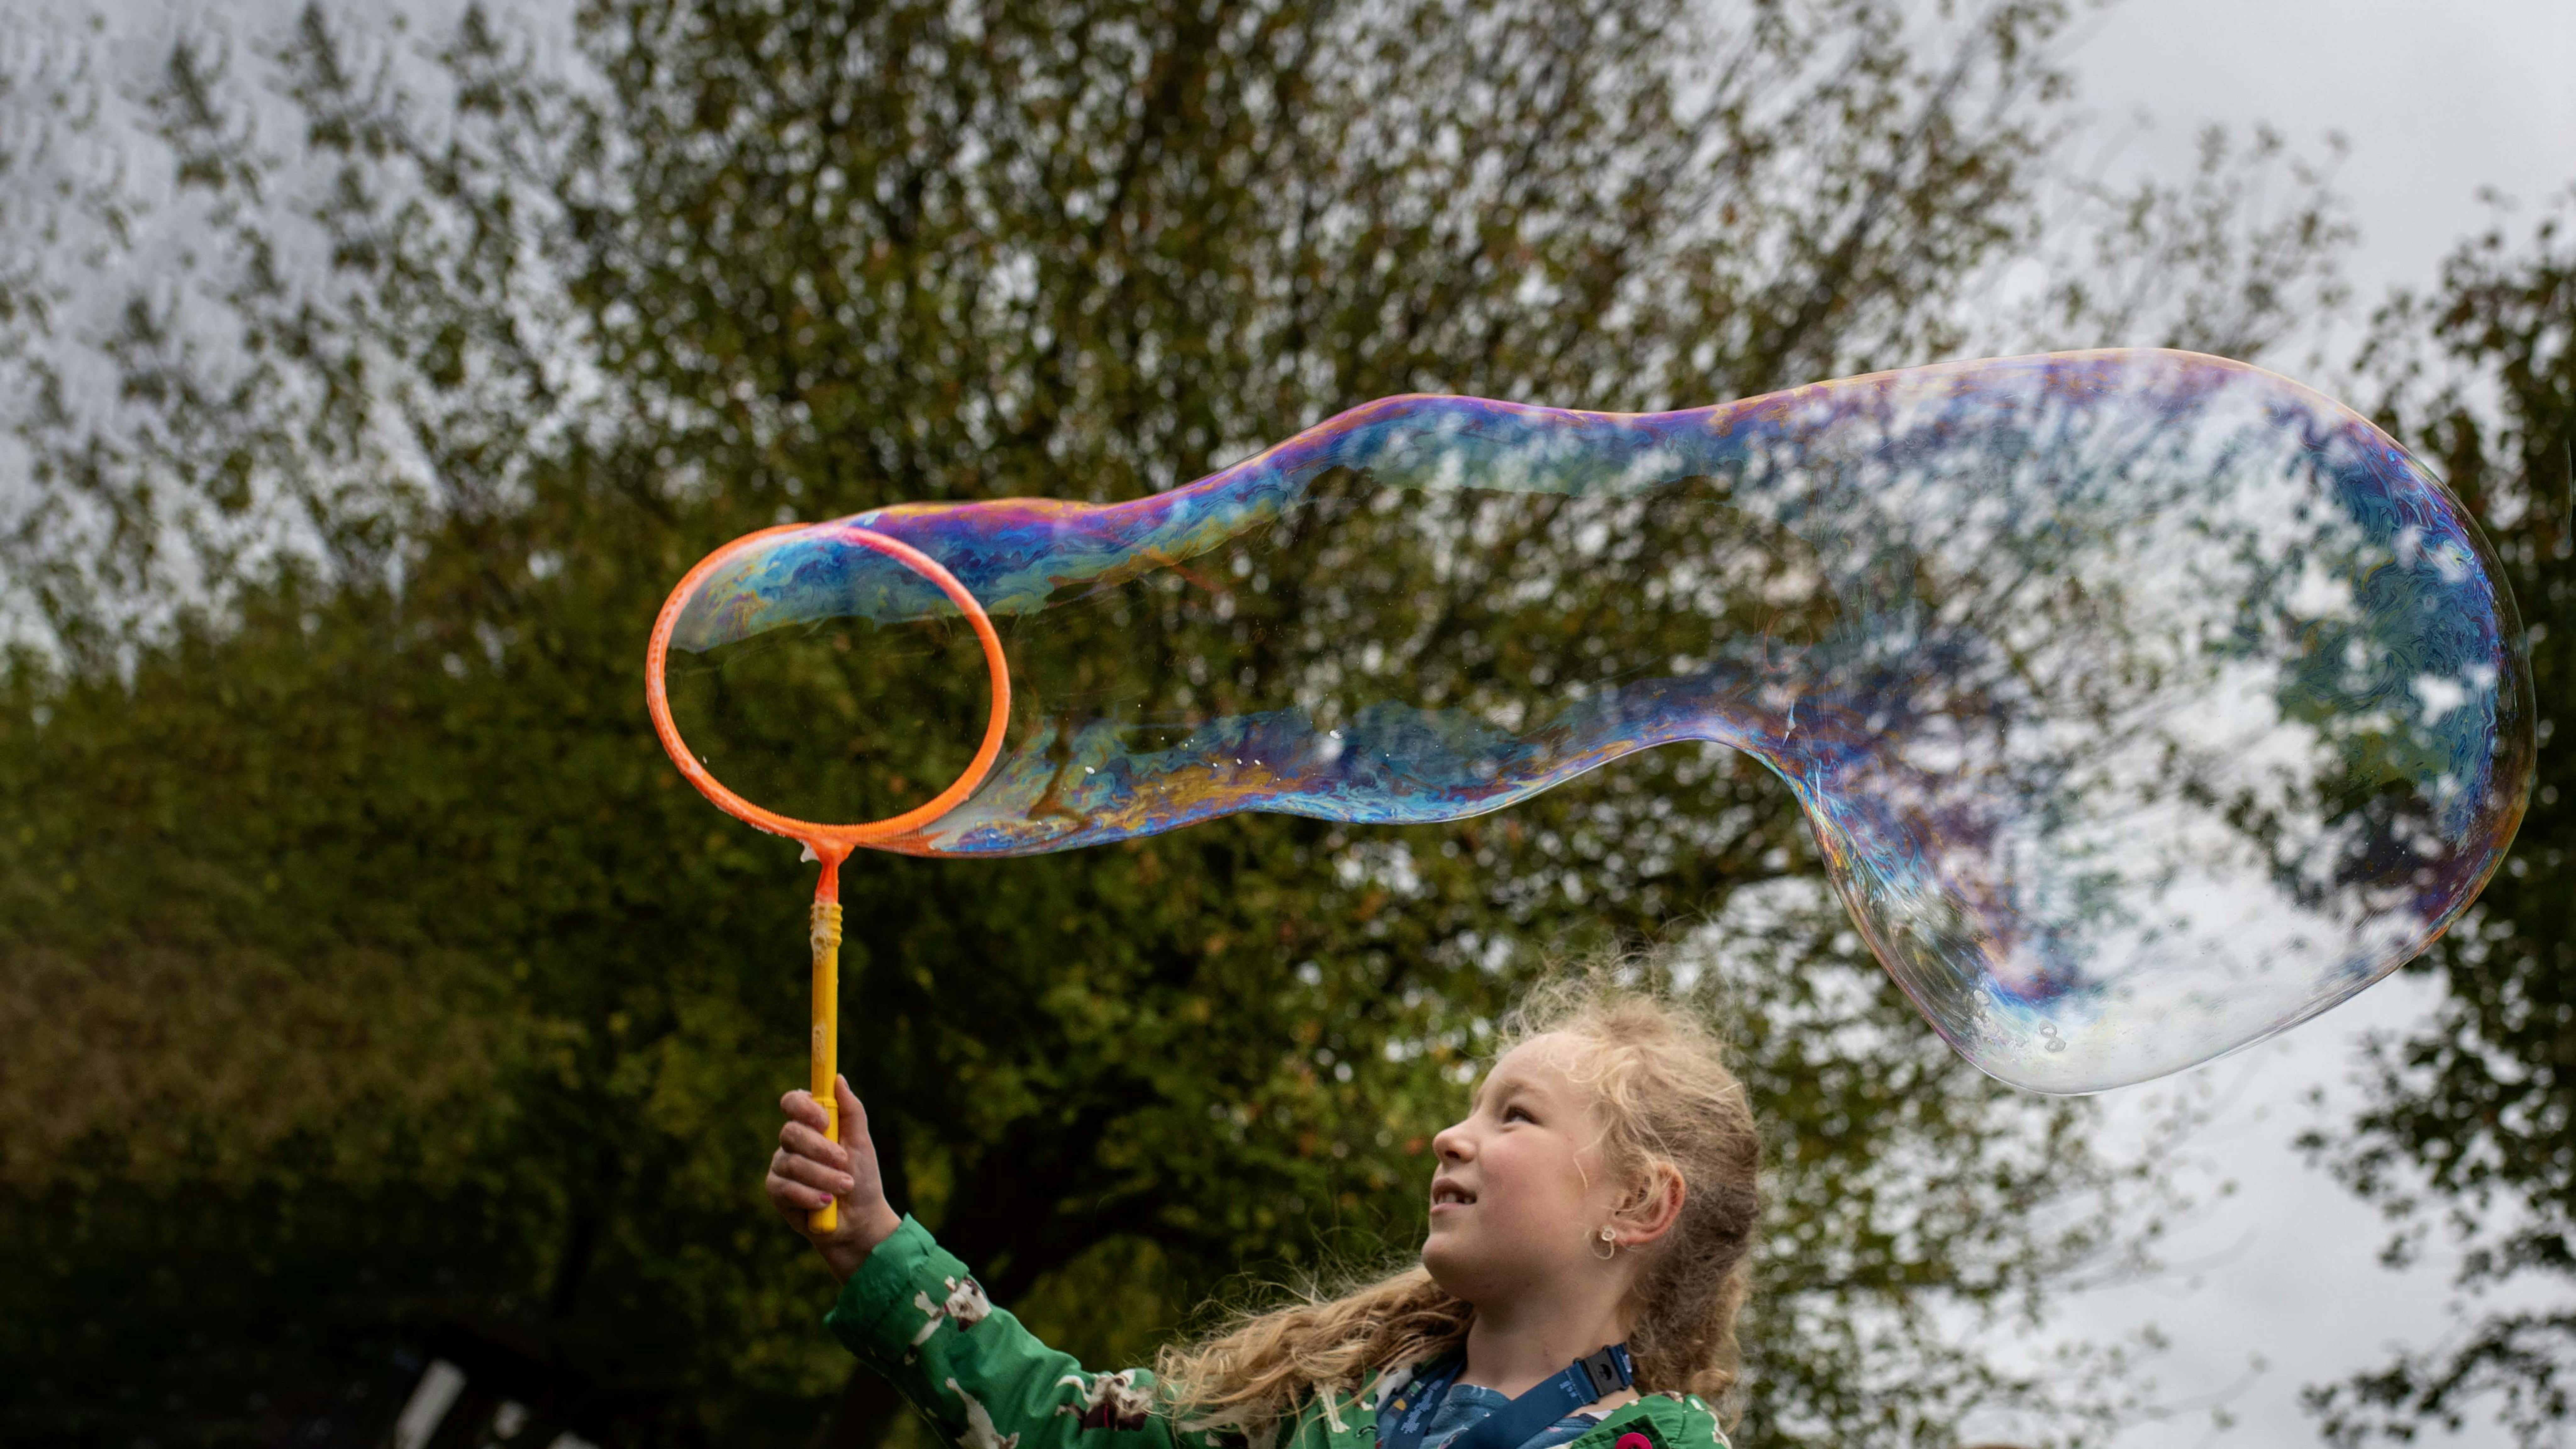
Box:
[1418,1235,1477,1285]
[1418,1249,1512,1308]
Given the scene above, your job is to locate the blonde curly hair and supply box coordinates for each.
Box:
[1156,970,1763,1439]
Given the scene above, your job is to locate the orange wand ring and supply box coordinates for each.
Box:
[644,521,1014,864]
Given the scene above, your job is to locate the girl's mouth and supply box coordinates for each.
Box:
[1430,1182,1477,1210]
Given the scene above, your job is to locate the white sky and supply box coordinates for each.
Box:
[2066,0,2576,357]
[2036,6,2573,1446]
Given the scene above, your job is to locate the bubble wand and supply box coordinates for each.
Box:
[645,525,1011,1230]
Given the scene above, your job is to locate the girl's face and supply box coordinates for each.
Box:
[1419,1034,1623,1304]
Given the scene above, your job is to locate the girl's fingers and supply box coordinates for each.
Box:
[763,1156,820,1209]
[771,1147,854,1197]
[778,1119,850,1169]
[772,1080,873,1225]
[767,1170,835,1213]
[779,1088,830,1131]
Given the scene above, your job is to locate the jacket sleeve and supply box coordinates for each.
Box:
[824,1216,1182,1449]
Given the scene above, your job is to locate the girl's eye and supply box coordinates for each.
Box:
[1503,1105,1535,1124]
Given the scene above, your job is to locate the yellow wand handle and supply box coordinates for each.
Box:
[809,898,846,1234]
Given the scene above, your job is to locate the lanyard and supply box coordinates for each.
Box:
[1378,1345,1634,1449]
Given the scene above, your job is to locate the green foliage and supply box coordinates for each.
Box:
[0,1,2349,1445]
[2302,189,2576,1449]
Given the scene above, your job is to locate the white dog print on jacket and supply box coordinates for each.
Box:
[913,1275,996,1345]
[1055,1369,1154,1431]
[946,1379,1021,1449]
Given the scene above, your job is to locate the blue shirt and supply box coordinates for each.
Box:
[1415,1382,1605,1449]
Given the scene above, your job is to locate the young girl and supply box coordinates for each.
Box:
[763,977,1763,1449]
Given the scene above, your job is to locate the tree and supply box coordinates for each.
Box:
[0,2,2344,1445]
[2302,189,2576,1448]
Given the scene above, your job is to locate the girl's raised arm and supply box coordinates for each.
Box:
[769,1081,1194,1449]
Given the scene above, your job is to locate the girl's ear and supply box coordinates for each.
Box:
[1613,1161,1687,1248]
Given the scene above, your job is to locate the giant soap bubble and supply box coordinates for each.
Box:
[647,350,2533,1094]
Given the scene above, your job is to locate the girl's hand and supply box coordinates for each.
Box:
[766,1074,904,1282]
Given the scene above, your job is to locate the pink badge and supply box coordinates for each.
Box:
[1616,1435,1653,1449]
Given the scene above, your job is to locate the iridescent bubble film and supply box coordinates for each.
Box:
[660,350,2534,1092]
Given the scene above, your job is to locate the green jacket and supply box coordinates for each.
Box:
[826,1218,1735,1449]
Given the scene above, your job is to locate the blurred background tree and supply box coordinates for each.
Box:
[0,1,2364,1446]
[2300,193,2574,1449]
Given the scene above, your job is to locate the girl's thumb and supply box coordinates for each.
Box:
[835,1075,865,1147]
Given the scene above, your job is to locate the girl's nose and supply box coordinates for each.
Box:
[1430,1121,1472,1162]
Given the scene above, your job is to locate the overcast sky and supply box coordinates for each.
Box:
[2069,0,2576,351]
[2035,6,2572,1446]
